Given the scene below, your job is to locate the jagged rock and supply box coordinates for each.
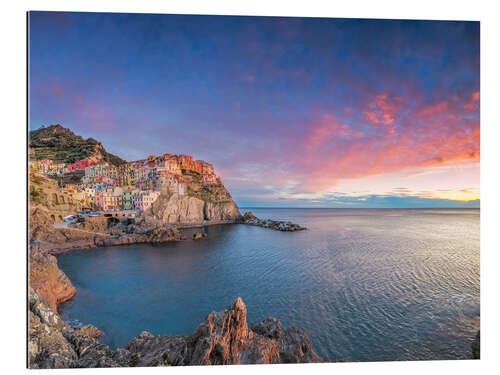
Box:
[251,317,282,340]
[278,326,321,363]
[78,324,102,339]
[147,227,181,243]
[188,297,249,365]
[28,292,325,368]
[125,332,189,366]
[242,212,257,221]
[28,291,78,369]
[471,330,480,359]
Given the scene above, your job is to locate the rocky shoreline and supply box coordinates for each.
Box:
[241,212,307,231]
[28,199,322,368]
[29,287,325,368]
[33,209,308,256]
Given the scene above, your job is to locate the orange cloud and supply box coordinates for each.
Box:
[296,91,480,192]
[464,91,480,111]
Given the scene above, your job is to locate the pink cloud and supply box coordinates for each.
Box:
[292,90,480,192]
[220,89,479,196]
[363,94,404,125]
[417,100,449,120]
[306,115,365,149]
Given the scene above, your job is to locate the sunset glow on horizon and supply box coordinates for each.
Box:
[28,12,480,208]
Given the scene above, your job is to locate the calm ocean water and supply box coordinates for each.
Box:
[57,208,480,362]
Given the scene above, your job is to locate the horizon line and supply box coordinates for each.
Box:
[239,206,480,209]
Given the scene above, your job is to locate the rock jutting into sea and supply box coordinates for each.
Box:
[28,290,326,368]
[241,211,307,231]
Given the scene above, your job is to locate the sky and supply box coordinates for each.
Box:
[28,12,480,208]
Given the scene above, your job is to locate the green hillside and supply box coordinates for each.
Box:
[29,124,126,166]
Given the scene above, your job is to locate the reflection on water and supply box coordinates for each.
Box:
[57,208,479,361]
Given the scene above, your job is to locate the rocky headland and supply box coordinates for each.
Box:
[148,192,241,226]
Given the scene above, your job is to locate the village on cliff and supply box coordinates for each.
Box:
[29,151,221,215]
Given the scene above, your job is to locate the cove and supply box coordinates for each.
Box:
[57,208,480,362]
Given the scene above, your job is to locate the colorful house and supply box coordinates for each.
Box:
[67,158,94,171]
[133,190,160,211]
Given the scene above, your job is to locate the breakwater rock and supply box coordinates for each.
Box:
[242,212,306,232]
[95,226,181,247]
[28,292,325,368]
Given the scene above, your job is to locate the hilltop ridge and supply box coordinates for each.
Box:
[29,124,126,166]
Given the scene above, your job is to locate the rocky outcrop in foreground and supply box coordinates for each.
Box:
[29,291,325,368]
[242,212,306,232]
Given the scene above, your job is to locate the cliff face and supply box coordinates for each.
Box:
[29,172,82,218]
[148,192,241,226]
[29,244,76,313]
[28,292,324,368]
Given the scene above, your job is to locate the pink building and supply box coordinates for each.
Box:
[67,158,94,171]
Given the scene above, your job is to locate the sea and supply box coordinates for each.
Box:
[57,208,480,362]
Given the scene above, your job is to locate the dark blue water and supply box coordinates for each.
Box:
[57,208,480,362]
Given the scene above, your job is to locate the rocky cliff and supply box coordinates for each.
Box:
[148,192,241,226]
[29,172,83,218]
[29,244,76,314]
[28,291,324,368]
